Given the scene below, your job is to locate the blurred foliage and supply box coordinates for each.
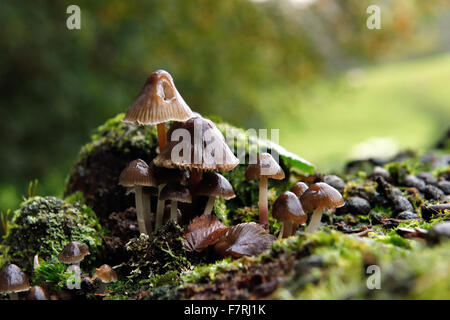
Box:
[0,0,448,212]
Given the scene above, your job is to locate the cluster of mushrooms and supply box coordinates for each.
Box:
[119,70,345,258]
[0,241,117,300]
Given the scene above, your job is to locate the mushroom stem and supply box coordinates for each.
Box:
[258,176,269,229]
[155,184,166,229]
[134,186,149,234]
[143,193,153,234]
[291,223,298,236]
[9,292,18,300]
[156,122,167,151]
[282,221,293,238]
[305,209,323,233]
[203,196,216,215]
[170,200,178,222]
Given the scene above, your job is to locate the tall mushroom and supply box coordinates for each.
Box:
[195,172,236,215]
[122,70,194,151]
[153,115,239,191]
[272,191,307,238]
[245,152,285,229]
[159,183,192,222]
[0,264,30,300]
[119,159,157,234]
[300,182,344,233]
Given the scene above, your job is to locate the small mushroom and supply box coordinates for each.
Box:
[0,264,31,300]
[196,172,236,215]
[119,159,158,234]
[272,191,307,238]
[183,215,229,252]
[245,153,285,228]
[27,286,49,300]
[300,182,344,233]
[214,222,275,258]
[93,264,118,293]
[159,183,192,222]
[290,182,309,198]
[122,70,194,151]
[58,241,90,267]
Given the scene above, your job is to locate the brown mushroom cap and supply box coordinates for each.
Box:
[58,241,90,264]
[183,215,229,252]
[272,191,307,224]
[123,70,194,125]
[0,264,31,293]
[290,182,309,198]
[27,286,49,300]
[245,152,285,181]
[119,159,157,187]
[213,222,275,258]
[159,183,192,203]
[195,172,236,200]
[93,264,118,283]
[153,116,239,172]
[300,182,345,213]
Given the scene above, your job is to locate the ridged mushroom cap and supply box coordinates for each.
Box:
[0,264,30,293]
[58,241,90,264]
[214,222,275,258]
[93,264,118,283]
[245,152,285,181]
[195,172,236,200]
[119,159,157,187]
[153,116,239,172]
[300,182,345,213]
[159,183,192,203]
[290,182,309,198]
[122,70,194,125]
[183,215,229,252]
[27,286,49,300]
[272,191,307,224]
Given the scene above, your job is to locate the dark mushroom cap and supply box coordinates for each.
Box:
[119,159,157,187]
[272,191,307,224]
[214,222,275,258]
[183,215,229,252]
[152,163,189,186]
[290,182,309,198]
[123,69,194,125]
[300,182,345,213]
[195,172,236,200]
[93,264,118,283]
[58,241,90,264]
[0,264,30,293]
[245,152,285,181]
[153,116,239,172]
[159,183,192,203]
[27,286,49,300]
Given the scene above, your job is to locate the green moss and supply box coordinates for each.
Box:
[33,260,71,290]
[2,195,105,272]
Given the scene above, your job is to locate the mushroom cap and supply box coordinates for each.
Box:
[195,172,236,200]
[300,182,345,213]
[153,116,239,172]
[272,191,307,224]
[27,286,49,300]
[152,163,189,186]
[159,183,192,203]
[0,264,30,293]
[183,215,229,252]
[93,264,118,283]
[58,241,90,264]
[213,222,276,258]
[290,182,309,198]
[123,70,194,125]
[245,152,285,181]
[119,159,157,187]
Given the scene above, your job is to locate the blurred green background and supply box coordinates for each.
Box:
[1,0,449,212]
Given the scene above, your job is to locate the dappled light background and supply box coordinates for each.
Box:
[1,0,449,211]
